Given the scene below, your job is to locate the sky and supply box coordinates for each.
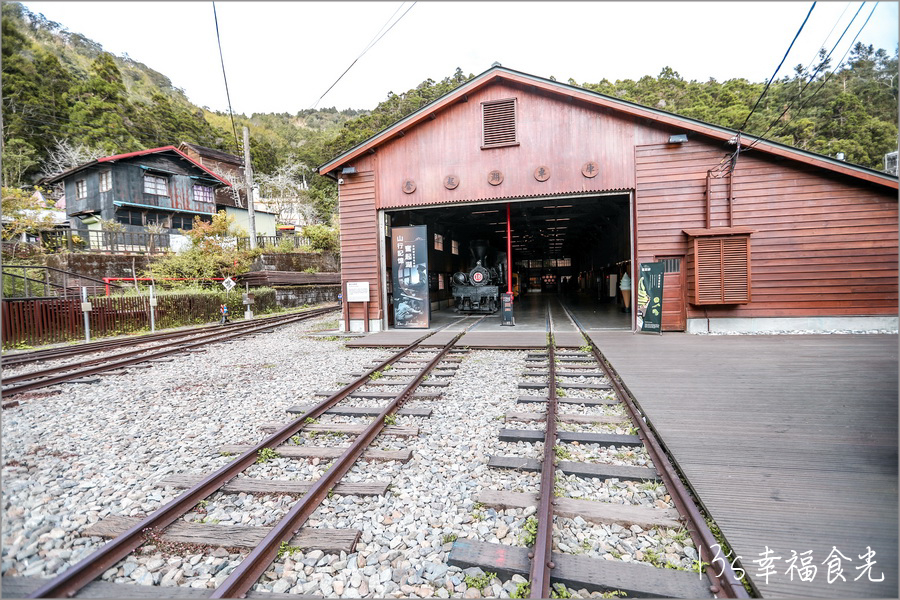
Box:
[19,1,900,115]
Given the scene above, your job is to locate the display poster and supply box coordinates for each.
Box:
[391,226,430,328]
[637,262,665,334]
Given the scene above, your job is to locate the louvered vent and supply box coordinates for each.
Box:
[482,98,518,148]
[693,236,751,304]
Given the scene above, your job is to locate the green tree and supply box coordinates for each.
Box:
[66,52,140,153]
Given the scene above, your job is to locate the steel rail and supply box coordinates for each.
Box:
[1,305,337,368]
[27,318,465,599]
[529,307,559,599]
[1,307,335,387]
[3,307,337,398]
[209,317,483,598]
[562,305,749,599]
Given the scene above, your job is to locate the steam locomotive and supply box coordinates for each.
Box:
[451,240,507,314]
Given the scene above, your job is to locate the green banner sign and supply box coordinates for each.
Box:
[637,261,665,334]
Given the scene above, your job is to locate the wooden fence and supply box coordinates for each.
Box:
[1,293,275,349]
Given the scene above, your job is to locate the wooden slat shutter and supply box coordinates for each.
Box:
[692,235,751,304]
[482,98,518,148]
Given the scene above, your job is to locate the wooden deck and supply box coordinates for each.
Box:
[587,331,898,599]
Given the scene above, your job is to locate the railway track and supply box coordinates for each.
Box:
[20,315,484,598]
[1,305,339,370]
[446,303,749,599]
[1,305,338,402]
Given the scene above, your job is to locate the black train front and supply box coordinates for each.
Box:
[451,240,506,314]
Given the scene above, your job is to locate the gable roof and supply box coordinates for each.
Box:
[178,142,243,166]
[41,145,232,186]
[317,65,898,190]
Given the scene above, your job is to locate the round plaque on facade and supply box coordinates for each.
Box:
[488,170,504,186]
[534,166,551,182]
[402,179,416,194]
[582,161,599,178]
[444,175,459,190]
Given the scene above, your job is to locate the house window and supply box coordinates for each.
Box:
[434,233,444,251]
[451,240,459,255]
[482,98,518,149]
[75,180,87,199]
[172,214,195,230]
[145,213,168,227]
[690,235,751,304]
[193,184,214,205]
[99,171,111,192]
[143,174,169,196]
[116,209,143,226]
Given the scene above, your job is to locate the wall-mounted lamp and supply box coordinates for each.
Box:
[668,134,688,144]
[341,166,357,175]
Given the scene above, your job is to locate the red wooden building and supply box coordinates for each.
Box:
[317,65,898,333]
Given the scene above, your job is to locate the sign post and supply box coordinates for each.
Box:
[81,287,92,342]
[346,281,370,332]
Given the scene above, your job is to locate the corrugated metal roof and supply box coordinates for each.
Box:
[42,146,232,187]
[317,65,898,190]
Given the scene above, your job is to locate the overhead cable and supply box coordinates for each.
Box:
[745,1,867,151]
[311,1,417,109]
[771,1,880,138]
[212,1,242,152]
[739,1,817,131]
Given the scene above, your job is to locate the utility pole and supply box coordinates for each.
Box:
[242,126,258,249]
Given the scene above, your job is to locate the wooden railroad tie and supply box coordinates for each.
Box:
[157,474,390,497]
[522,370,607,378]
[448,539,712,598]
[498,428,642,447]
[476,489,681,529]
[517,395,618,407]
[290,404,433,417]
[310,391,441,401]
[488,456,659,483]
[1,577,300,599]
[83,515,360,554]
[258,422,420,437]
[355,379,449,388]
[504,411,627,425]
[220,445,412,463]
[519,381,612,391]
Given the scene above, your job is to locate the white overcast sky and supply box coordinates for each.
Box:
[20,1,900,115]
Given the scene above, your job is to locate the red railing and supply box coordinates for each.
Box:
[1,294,273,349]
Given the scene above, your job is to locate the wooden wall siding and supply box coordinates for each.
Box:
[338,169,381,322]
[372,81,673,210]
[635,141,898,318]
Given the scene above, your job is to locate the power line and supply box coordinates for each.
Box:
[745,1,867,151]
[212,1,241,152]
[311,1,417,109]
[739,1,816,131]
[773,1,880,134]
[800,1,852,76]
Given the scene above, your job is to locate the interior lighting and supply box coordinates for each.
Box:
[472,210,500,214]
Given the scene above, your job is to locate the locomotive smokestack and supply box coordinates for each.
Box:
[470,240,489,264]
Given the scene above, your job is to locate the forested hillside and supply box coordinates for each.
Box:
[2,1,897,224]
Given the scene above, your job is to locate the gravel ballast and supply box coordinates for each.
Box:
[2,313,695,598]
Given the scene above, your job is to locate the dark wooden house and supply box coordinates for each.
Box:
[317,65,898,333]
[44,145,231,233]
[178,142,247,209]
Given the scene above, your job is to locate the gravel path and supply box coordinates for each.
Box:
[2,315,696,598]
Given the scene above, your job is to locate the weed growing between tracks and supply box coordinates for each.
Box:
[140,527,242,559]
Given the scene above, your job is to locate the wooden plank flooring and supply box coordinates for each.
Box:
[587,331,898,599]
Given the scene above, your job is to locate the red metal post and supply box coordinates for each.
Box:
[506,203,512,296]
